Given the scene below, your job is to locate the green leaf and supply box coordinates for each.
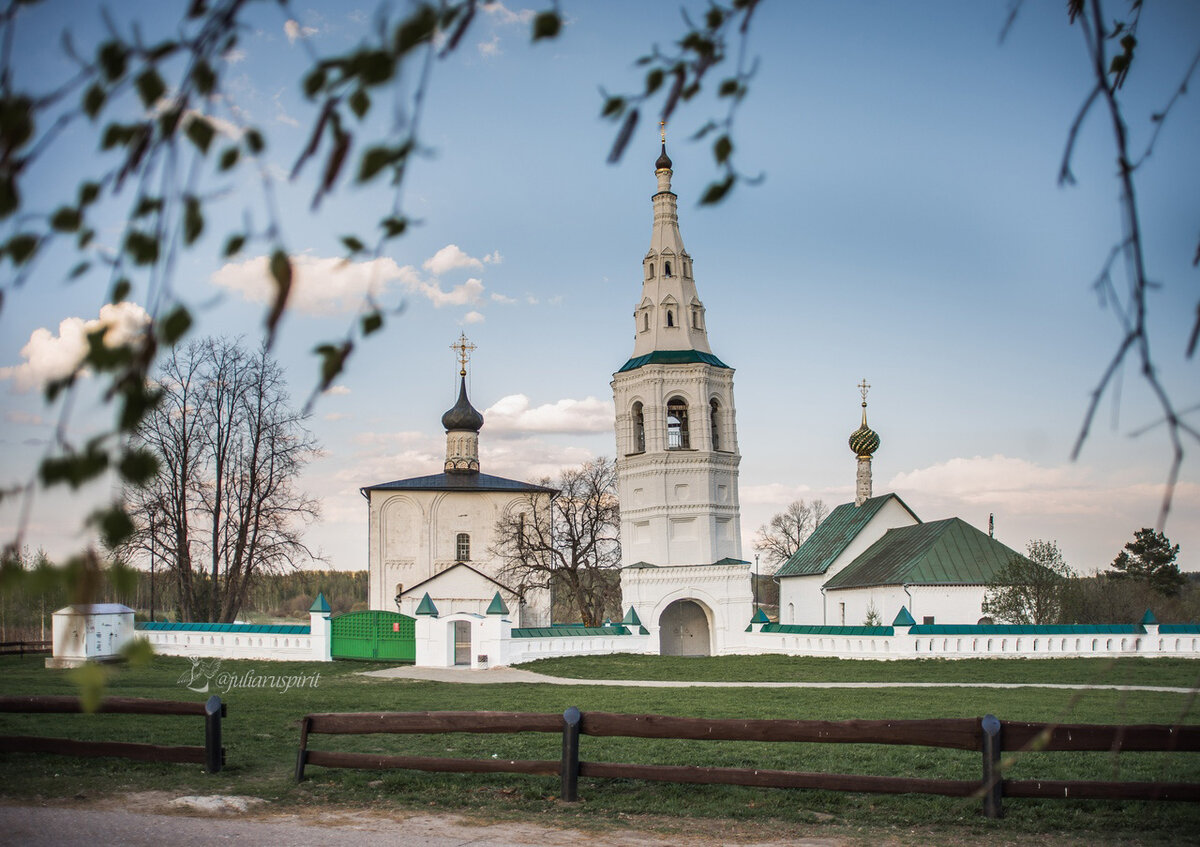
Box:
[381,216,408,238]
[394,5,438,55]
[89,503,135,549]
[100,122,131,150]
[349,88,370,119]
[192,59,216,95]
[0,95,34,154]
[7,233,38,264]
[223,233,246,256]
[183,195,203,245]
[117,449,160,485]
[645,68,664,95]
[532,10,561,41]
[358,146,393,182]
[718,78,739,97]
[135,68,167,108]
[268,249,294,337]
[314,341,353,390]
[68,260,90,279]
[98,41,129,82]
[158,106,184,137]
[133,196,163,217]
[713,135,732,165]
[303,67,327,98]
[699,174,735,205]
[218,146,239,171]
[354,50,393,85]
[362,311,383,335]
[118,382,162,432]
[705,7,725,29]
[50,206,82,232]
[124,230,160,265]
[83,83,106,119]
[245,128,265,153]
[601,96,625,118]
[0,174,17,219]
[77,228,95,249]
[184,115,215,154]
[78,182,101,206]
[40,446,109,489]
[111,278,132,303]
[160,305,192,344]
[342,235,365,253]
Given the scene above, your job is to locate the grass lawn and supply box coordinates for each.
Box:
[0,653,1198,845]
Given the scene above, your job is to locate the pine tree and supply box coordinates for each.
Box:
[1109,528,1184,597]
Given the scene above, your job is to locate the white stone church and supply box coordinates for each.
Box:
[365,138,1023,655]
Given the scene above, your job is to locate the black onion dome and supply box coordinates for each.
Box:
[441,376,483,432]
[655,143,672,170]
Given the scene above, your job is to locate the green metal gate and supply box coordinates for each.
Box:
[330,610,416,662]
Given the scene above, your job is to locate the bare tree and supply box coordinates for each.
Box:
[491,458,621,627]
[754,499,827,572]
[122,338,320,622]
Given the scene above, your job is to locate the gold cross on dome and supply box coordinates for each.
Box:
[660,120,666,144]
[451,333,476,377]
[858,378,871,404]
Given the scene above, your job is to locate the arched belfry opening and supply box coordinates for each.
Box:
[631,401,646,453]
[666,396,689,449]
[659,599,711,656]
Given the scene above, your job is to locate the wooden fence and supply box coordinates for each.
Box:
[294,709,1200,817]
[0,695,225,773]
[0,640,51,657]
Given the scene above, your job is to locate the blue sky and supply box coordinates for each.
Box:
[1,1,1197,578]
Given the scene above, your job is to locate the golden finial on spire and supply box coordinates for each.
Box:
[660,120,666,144]
[451,333,476,377]
[858,378,871,405]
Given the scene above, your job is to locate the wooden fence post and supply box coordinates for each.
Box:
[295,716,312,782]
[981,713,1002,818]
[204,695,224,774]
[561,707,581,802]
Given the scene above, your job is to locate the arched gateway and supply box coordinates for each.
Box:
[659,599,711,656]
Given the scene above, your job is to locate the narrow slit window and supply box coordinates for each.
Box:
[710,398,721,451]
[456,533,470,562]
[632,402,646,453]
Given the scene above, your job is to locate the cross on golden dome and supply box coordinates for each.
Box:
[451,333,476,377]
[660,120,666,144]
[858,378,871,405]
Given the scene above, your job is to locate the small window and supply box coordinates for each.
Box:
[664,261,672,277]
[642,312,649,332]
[923,616,935,626]
[666,310,674,327]
[709,398,721,451]
[649,262,655,278]
[632,402,646,453]
[456,533,470,562]
[666,396,689,449]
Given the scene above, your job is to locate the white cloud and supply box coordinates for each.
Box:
[490,292,517,305]
[478,35,501,57]
[211,254,417,315]
[462,311,486,324]
[889,455,1088,514]
[483,251,502,264]
[482,2,535,25]
[323,385,351,396]
[423,244,486,275]
[739,483,817,506]
[323,412,351,422]
[0,302,150,392]
[223,48,247,64]
[284,19,318,44]
[483,394,613,435]
[4,409,45,426]
[272,89,299,127]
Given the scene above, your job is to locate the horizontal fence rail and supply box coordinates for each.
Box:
[292,708,1200,816]
[0,695,226,773]
[0,641,51,657]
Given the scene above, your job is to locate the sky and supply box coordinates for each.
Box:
[1,0,1198,579]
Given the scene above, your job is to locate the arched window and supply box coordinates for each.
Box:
[709,398,721,451]
[632,402,645,453]
[456,533,470,562]
[649,262,654,278]
[666,310,674,327]
[664,261,672,277]
[666,396,689,449]
[641,312,649,332]
[692,308,700,329]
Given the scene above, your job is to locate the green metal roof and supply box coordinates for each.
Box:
[824,518,1025,590]
[414,593,439,616]
[362,471,556,496]
[512,625,631,638]
[775,494,920,578]
[617,350,731,373]
[486,592,510,616]
[136,622,310,634]
[761,622,893,636]
[1160,624,1200,633]
[309,592,331,614]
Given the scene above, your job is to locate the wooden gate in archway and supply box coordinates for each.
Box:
[659,600,711,656]
[330,610,415,662]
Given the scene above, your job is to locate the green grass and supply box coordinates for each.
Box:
[0,654,1198,844]
[519,653,1200,687]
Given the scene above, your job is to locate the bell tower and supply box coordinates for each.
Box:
[611,129,743,568]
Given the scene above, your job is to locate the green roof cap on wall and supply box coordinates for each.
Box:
[617,350,731,373]
[892,606,916,627]
[750,608,770,624]
[823,518,1025,589]
[414,593,439,616]
[309,592,331,614]
[1141,609,1158,625]
[621,607,643,627]
[775,494,920,578]
[486,592,510,616]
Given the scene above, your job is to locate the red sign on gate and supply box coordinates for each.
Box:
[393,622,400,632]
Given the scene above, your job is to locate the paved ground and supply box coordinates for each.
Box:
[361,665,1198,693]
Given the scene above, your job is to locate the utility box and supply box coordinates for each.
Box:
[47,603,136,668]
